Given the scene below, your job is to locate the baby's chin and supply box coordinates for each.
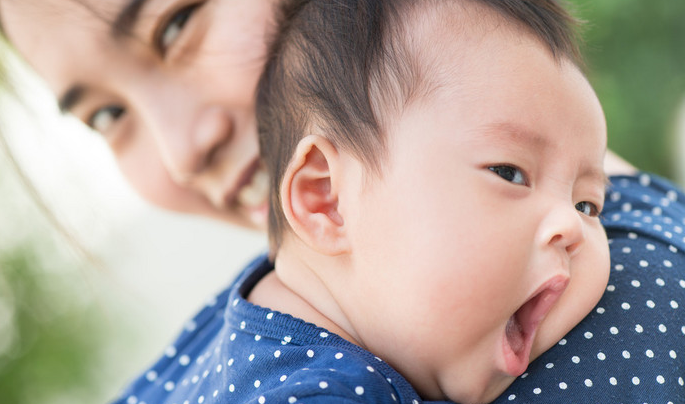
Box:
[440,373,519,404]
[431,353,526,404]
[481,379,518,404]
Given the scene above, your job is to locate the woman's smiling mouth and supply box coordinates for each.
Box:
[234,161,270,227]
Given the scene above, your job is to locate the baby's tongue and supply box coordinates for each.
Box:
[505,316,525,354]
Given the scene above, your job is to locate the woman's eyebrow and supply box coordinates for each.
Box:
[58,85,85,114]
[111,0,149,38]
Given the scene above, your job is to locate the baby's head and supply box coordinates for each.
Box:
[257,0,610,402]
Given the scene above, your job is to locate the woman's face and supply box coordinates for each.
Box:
[0,0,276,229]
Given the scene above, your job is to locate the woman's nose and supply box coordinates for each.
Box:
[539,202,585,258]
[155,106,233,184]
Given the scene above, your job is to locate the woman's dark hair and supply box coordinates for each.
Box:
[257,0,584,249]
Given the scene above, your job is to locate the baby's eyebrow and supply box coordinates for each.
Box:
[581,166,611,189]
[479,121,549,150]
[111,0,149,38]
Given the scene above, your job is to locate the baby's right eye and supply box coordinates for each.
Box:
[88,105,125,134]
[488,165,528,186]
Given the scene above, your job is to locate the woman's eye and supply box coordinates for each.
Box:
[575,201,601,217]
[488,165,527,186]
[155,3,201,54]
[88,106,125,134]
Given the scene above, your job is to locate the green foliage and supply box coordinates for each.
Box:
[570,0,685,178]
[0,245,107,404]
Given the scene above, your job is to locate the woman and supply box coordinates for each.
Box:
[1,0,275,230]
[0,1,682,403]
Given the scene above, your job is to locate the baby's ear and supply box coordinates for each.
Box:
[281,135,350,255]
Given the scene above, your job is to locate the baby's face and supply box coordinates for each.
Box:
[339,27,610,403]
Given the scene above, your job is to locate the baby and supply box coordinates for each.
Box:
[248,0,610,403]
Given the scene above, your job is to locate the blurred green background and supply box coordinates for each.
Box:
[0,246,108,404]
[0,0,684,403]
[571,0,685,178]
[0,154,110,403]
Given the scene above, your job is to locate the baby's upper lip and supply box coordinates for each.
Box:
[502,274,569,376]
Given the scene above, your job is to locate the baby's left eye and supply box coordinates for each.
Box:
[488,165,527,186]
[575,201,600,217]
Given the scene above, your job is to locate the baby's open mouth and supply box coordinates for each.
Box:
[503,276,569,376]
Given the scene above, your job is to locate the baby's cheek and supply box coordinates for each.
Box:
[586,226,611,304]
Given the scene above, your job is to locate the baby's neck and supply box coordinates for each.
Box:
[247,245,362,346]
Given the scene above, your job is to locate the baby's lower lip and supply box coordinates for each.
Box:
[502,315,530,376]
[502,276,569,376]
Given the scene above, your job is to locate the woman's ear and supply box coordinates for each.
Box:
[281,135,350,256]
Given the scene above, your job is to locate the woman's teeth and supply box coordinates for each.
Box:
[237,167,269,208]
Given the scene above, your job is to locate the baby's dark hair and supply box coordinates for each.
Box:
[257,0,583,249]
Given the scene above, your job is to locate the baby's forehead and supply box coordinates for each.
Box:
[384,5,604,153]
[397,3,562,104]
[404,1,531,49]
[401,0,577,81]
